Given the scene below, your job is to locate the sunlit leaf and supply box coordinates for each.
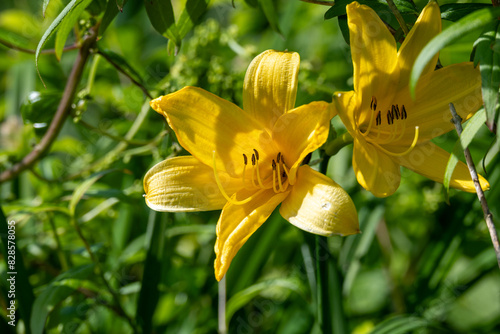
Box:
[36,0,90,83]
[369,315,430,334]
[69,170,117,216]
[43,0,51,17]
[474,21,500,130]
[443,108,486,197]
[54,0,93,61]
[258,0,282,36]
[177,0,210,39]
[143,0,180,46]
[410,6,500,97]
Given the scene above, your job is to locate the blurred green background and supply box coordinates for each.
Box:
[1,0,499,333]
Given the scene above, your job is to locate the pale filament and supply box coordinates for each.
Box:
[370,126,420,157]
[213,151,266,205]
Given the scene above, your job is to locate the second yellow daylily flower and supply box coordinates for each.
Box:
[144,50,359,281]
[334,1,489,197]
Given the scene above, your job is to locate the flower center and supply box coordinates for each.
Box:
[358,96,419,157]
[212,149,290,206]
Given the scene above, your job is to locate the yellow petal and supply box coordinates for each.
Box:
[279,165,359,236]
[243,50,300,130]
[272,101,335,184]
[353,136,401,197]
[214,188,289,281]
[397,1,441,87]
[150,87,277,178]
[143,156,242,212]
[347,2,399,110]
[334,90,358,135]
[396,142,489,192]
[392,63,482,145]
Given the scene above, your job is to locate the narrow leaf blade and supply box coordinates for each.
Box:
[410,6,500,97]
[143,0,180,46]
[54,0,93,60]
[177,0,210,38]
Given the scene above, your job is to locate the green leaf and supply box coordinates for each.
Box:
[338,15,349,45]
[410,6,500,98]
[0,206,35,333]
[98,0,122,37]
[226,278,304,323]
[258,0,282,36]
[342,205,385,296]
[325,0,417,20]
[369,315,430,334]
[69,170,116,216]
[43,0,51,17]
[30,264,95,334]
[54,0,93,61]
[143,0,180,46]
[474,21,500,129]
[136,211,169,333]
[443,108,486,197]
[440,3,491,22]
[177,0,210,38]
[36,0,88,84]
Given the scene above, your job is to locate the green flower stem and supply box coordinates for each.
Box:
[48,213,70,271]
[315,235,332,333]
[324,132,353,156]
[386,0,410,35]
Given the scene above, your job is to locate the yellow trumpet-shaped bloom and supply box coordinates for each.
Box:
[334,1,489,198]
[144,50,359,281]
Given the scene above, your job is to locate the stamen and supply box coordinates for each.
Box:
[401,105,407,119]
[394,104,400,120]
[242,154,249,189]
[276,159,285,192]
[251,154,258,187]
[277,152,281,163]
[361,102,376,137]
[370,126,420,157]
[254,153,265,188]
[371,96,377,111]
[272,160,279,193]
[376,111,381,126]
[213,151,258,205]
[253,149,260,160]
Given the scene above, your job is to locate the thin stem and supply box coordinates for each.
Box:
[0,38,80,54]
[0,27,98,183]
[85,53,101,95]
[96,49,153,99]
[449,103,500,270]
[315,235,332,334]
[386,0,410,35]
[299,0,335,6]
[325,131,354,156]
[218,276,227,334]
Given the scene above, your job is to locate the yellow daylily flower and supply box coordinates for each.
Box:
[334,1,489,198]
[144,50,359,281]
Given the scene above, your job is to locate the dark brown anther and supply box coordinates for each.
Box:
[277,152,281,163]
[371,96,377,111]
[387,110,394,125]
[402,105,407,119]
[253,149,259,160]
[243,154,248,165]
[394,104,400,119]
[282,171,287,178]
[251,154,256,165]
[272,160,276,170]
[376,111,382,126]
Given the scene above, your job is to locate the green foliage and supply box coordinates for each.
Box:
[0,0,499,333]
